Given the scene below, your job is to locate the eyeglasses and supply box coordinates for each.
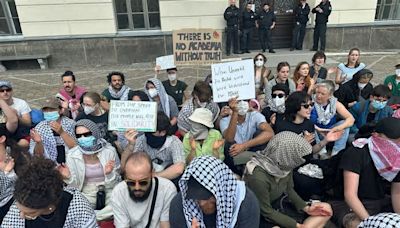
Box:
[0,88,12,93]
[76,132,92,138]
[125,178,151,187]
[272,94,285,98]
[301,102,314,109]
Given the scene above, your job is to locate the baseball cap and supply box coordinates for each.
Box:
[189,108,214,128]
[375,117,400,139]
[41,97,61,110]
[0,80,12,89]
[395,64,400,68]
[186,177,214,200]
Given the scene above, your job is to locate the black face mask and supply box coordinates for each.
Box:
[145,132,167,149]
[127,180,153,202]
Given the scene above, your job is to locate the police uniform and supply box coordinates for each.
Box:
[240,9,256,53]
[311,0,332,51]
[257,8,276,53]
[224,4,240,55]
[291,2,310,50]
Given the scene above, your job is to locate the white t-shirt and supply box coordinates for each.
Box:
[111,177,177,228]
[10,97,31,117]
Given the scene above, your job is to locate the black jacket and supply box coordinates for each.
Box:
[257,10,276,29]
[224,5,240,27]
[241,10,256,29]
[294,3,310,24]
[312,1,332,24]
[334,80,373,109]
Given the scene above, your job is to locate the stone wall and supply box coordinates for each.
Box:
[0,23,398,69]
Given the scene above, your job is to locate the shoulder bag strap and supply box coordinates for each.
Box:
[145,177,159,228]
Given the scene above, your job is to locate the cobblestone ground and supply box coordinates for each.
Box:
[0,49,398,109]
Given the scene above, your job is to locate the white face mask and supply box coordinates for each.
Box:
[255,60,264,67]
[148,88,158,98]
[273,97,285,107]
[357,83,367,89]
[168,73,177,81]
[396,69,400,77]
[237,101,249,116]
[196,97,207,108]
[83,105,96,115]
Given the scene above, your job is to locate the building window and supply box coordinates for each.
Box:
[115,0,160,30]
[375,0,400,20]
[0,0,21,35]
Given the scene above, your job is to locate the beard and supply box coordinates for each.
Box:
[127,180,153,202]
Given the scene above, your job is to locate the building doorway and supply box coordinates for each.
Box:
[239,0,298,50]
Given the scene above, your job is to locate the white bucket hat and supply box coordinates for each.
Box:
[188,108,214,128]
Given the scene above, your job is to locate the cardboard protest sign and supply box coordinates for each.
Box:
[108,101,157,132]
[211,59,255,103]
[156,55,175,70]
[173,29,222,64]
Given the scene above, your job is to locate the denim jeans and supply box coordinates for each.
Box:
[315,120,350,156]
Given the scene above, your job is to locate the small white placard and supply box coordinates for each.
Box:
[156,55,175,70]
[211,59,255,103]
[108,101,157,132]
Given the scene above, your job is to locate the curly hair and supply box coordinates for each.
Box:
[14,157,64,209]
[107,71,125,84]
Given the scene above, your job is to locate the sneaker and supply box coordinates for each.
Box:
[269,50,276,53]
[310,48,317,51]
[245,50,251,53]
[262,49,266,53]
[290,48,294,51]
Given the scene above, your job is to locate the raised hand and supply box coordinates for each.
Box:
[124,129,138,145]
[50,121,64,135]
[30,129,42,143]
[57,163,71,179]
[104,160,115,175]
[212,139,225,150]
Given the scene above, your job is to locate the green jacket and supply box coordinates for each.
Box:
[245,167,307,228]
[384,74,400,97]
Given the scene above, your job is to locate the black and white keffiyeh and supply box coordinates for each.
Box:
[246,131,312,178]
[75,119,107,155]
[0,172,15,207]
[144,78,171,118]
[108,85,131,101]
[358,213,400,228]
[179,156,238,228]
[1,187,98,228]
[312,95,337,126]
[29,117,76,162]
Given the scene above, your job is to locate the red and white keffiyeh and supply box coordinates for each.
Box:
[353,135,400,182]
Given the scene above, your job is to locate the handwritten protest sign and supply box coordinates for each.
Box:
[108,101,157,132]
[211,59,255,103]
[156,55,175,70]
[173,29,222,64]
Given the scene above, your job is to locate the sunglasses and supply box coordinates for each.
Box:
[272,94,285,98]
[76,132,92,138]
[0,88,12,93]
[125,178,151,187]
[301,102,314,109]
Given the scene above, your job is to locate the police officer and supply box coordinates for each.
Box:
[311,0,332,51]
[240,2,256,53]
[224,0,240,56]
[291,0,310,51]
[257,2,276,53]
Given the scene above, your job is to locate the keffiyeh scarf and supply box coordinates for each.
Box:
[353,135,400,182]
[75,119,107,155]
[313,95,337,126]
[144,78,171,118]
[358,213,400,228]
[108,85,131,100]
[179,156,242,228]
[30,117,76,162]
[246,131,312,178]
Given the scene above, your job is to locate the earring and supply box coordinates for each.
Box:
[48,207,52,211]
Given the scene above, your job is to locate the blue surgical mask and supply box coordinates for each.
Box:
[371,100,387,110]
[78,136,96,148]
[43,111,60,121]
